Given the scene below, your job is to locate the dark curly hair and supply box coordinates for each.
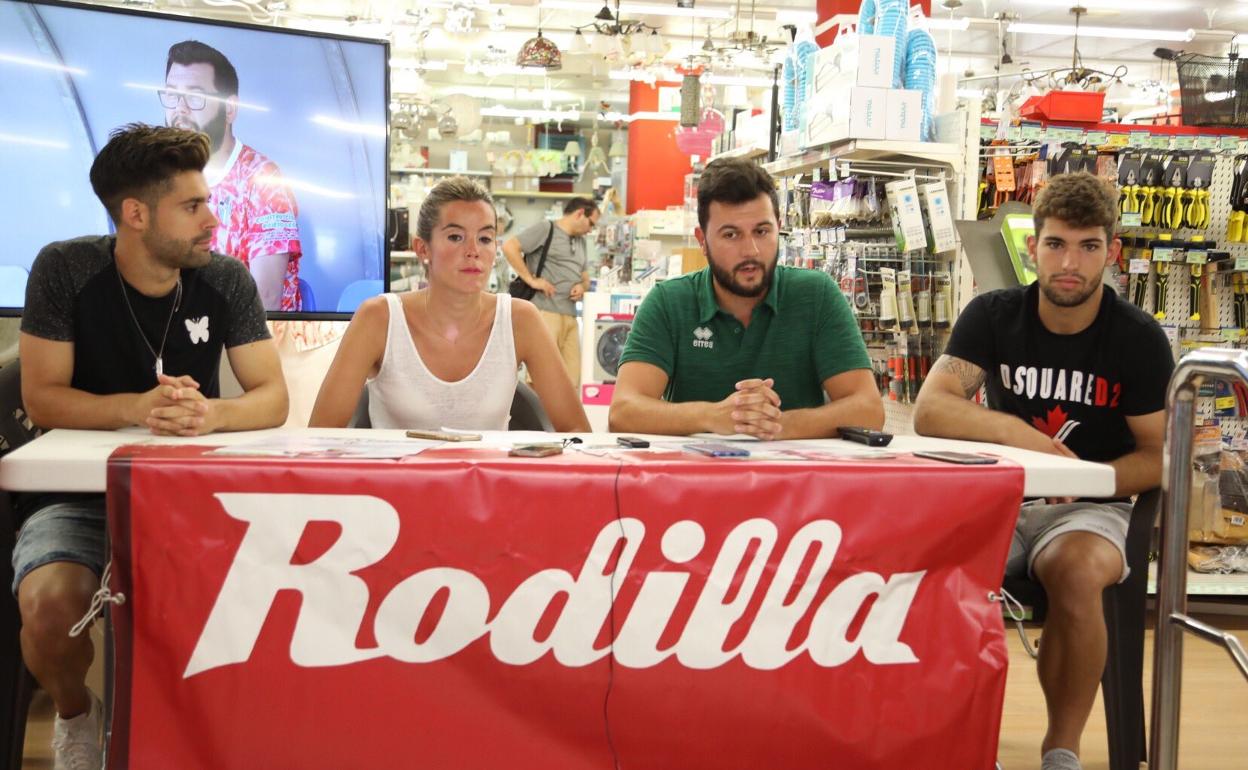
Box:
[1033,172,1119,242]
[696,157,780,232]
[89,123,211,223]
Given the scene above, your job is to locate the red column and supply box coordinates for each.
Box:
[816,0,931,48]
[626,80,692,214]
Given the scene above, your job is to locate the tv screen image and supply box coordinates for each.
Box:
[0,0,389,317]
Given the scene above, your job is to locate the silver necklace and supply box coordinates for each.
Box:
[116,265,182,378]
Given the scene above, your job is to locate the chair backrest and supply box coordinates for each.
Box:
[346,381,552,432]
[337,280,385,313]
[347,386,371,429]
[0,267,28,310]
[297,278,316,312]
[510,380,553,431]
[0,361,40,458]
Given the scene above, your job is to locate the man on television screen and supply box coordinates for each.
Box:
[162,39,303,311]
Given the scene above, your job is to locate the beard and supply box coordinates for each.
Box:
[142,224,212,270]
[707,243,776,299]
[1040,273,1100,307]
[168,107,227,153]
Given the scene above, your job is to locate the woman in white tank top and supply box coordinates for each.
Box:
[308,177,590,432]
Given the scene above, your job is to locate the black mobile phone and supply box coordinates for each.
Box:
[684,442,750,458]
[838,426,894,447]
[617,436,651,448]
[913,450,999,465]
[509,443,564,458]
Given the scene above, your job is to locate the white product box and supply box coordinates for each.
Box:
[920,180,957,254]
[804,85,887,146]
[885,89,923,142]
[885,178,927,253]
[809,35,896,98]
[855,35,896,89]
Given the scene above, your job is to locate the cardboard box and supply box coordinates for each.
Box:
[804,85,887,146]
[679,246,707,274]
[855,35,896,89]
[809,35,895,97]
[886,88,924,141]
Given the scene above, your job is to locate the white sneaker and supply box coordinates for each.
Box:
[52,690,103,770]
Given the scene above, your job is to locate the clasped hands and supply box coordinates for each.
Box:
[710,378,783,441]
[137,374,220,437]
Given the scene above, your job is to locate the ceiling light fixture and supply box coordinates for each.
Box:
[1007,21,1195,42]
[545,0,732,20]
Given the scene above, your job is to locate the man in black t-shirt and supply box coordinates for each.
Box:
[13,123,288,769]
[915,172,1172,770]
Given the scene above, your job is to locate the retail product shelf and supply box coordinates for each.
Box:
[708,146,769,163]
[1148,563,1248,596]
[492,191,571,199]
[390,167,492,177]
[763,139,963,177]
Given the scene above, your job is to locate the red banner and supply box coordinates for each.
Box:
[106,446,1023,769]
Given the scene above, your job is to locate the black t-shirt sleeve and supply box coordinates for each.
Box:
[20,243,76,341]
[1119,320,1174,415]
[942,293,996,372]
[219,258,271,348]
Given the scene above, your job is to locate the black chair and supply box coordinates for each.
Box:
[1001,488,1160,770]
[0,360,40,770]
[347,380,553,432]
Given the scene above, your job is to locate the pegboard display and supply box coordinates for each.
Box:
[1113,152,1248,357]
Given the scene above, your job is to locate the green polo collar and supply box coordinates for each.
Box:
[694,265,783,323]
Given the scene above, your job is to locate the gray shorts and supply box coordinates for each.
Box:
[10,497,106,596]
[1005,500,1133,584]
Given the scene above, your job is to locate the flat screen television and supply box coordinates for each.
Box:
[0,0,389,318]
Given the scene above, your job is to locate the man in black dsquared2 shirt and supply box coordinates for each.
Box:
[915,172,1173,770]
[13,124,288,769]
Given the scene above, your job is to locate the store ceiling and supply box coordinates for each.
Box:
[83,0,1248,112]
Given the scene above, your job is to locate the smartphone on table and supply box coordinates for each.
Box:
[912,450,998,465]
[406,429,483,442]
[684,442,750,458]
[509,443,564,458]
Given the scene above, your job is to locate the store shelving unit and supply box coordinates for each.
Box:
[492,190,571,199]
[390,167,492,177]
[763,139,963,178]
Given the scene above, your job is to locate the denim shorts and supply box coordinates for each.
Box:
[1004,499,1133,584]
[10,497,107,596]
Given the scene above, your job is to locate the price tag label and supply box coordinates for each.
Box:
[1235,256,1248,272]
[1121,212,1143,228]
[1186,249,1208,265]
[1217,395,1238,410]
[1150,134,1173,150]
[1152,247,1175,263]
[1221,136,1243,152]
[1222,328,1243,343]
[1174,135,1196,150]
[980,123,998,141]
[1129,258,1150,274]
[1006,125,1022,141]
[1129,130,1150,147]
[1194,136,1220,150]
[1106,133,1131,148]
[1021,124,1044,141]
[1086,131,1108,146]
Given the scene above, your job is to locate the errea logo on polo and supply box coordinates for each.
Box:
[692,326,714,349]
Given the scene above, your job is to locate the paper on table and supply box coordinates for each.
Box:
[210,436,442,459]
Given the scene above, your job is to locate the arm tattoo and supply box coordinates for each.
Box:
[931,355,986,398]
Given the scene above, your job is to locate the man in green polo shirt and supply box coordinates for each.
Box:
[609,158,883,440]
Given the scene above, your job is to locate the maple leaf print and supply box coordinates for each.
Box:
[1032,405,1070,438]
